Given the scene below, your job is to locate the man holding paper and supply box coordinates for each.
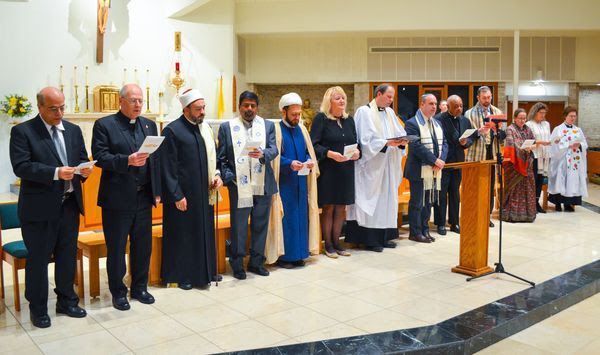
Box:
[10,87,92,328]
[92,83,161,311]
[217,91,278,279]
[346,84,408,252]
[160,89,222,289]
[433,95,475,235]
[267,93,320,268]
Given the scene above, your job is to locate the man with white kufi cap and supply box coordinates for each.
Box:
[159,88,223,289]
[264,93,320,268]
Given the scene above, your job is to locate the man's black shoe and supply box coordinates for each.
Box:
[437,226,447,235]
[247,265,270,276]
[276,260,295,269]
[131,290,155,304]
[212,274,223,282]
[233,270,247,280]
[56,304,87,318]
[30,313,51,328]
[178,283,193,290]
[112,296,131,311]
[383,241,397,248]
[408,234,430,243]
[366,246,384,252]
[450,225,460,234]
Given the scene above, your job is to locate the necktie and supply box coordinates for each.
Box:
[51,126,71,193]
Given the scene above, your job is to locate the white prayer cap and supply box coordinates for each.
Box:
[278,92,302,110]
[179,89,204,108]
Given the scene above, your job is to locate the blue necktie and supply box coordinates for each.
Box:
[51,126,71,193]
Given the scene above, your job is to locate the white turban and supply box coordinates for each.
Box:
[278,92,302,111]
[179,89,204,108]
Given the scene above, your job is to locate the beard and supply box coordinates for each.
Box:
[190,114,204,124]
[285,116,299,126]
[242,110,255,121]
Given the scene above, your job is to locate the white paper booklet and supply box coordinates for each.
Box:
[241,140,262,156]
[343,144,358,159]
[137,136,165,154]
[74,160,97,175]
[520,139,536,149]
[459,128,477,140]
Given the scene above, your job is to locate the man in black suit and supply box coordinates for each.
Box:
[217,91,278,280]
[91,84,160,311]
[10,87,91,328]
[433,95,476,235]
[404,94,448,243]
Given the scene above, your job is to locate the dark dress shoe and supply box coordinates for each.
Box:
[56,304,87,318]
[233,270,247,280]
[408,234,431,243]
[450,225,460,234]
[131,290,155,304]
[212,274,223,282]
[30,313,51,328]
[425,231,435,242]
[555,203,562,211]
[437,226,447,235]
[247,265,270,276]
[383,241,397,248]
[536,203,546,213]
[564,204,575,212]
[112,296,131,311]
[178,283,193,290]
[366,246,384,252]
[489,220,495,227]
[276,260,295,269]
[292,259,306,267]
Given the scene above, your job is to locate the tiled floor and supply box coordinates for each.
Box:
[1,184,599,354]
[477,292,600,355]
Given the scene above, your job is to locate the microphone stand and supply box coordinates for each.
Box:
[466,120,535,287]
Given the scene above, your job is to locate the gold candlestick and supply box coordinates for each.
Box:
[85,85,90,113]
[146,86,151,113]
[74,85,80,113]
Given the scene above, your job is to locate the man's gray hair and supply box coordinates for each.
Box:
[36,91,45,106]
[420,93,436,103]
[119,83,142,98]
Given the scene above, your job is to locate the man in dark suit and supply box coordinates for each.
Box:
[217,91,278,280]
[91,84,160,311]
[433,95,476,235]
[9,87,91,328]
[404,94,448,243]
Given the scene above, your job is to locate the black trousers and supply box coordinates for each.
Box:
[434,168,462,227]
[532,158,544,201]
[408,179,432,236]
[102,190,152,297]
[227,185,271,272]
[21,196,80,317]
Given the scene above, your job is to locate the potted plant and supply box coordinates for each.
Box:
[1,94,33,124]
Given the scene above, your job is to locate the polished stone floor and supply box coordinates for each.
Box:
[1,184,599,354]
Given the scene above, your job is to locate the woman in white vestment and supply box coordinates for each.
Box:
[526,102,552,213]
[548,106,588,212]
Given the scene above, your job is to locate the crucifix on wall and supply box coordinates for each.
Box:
[96,0,110,63]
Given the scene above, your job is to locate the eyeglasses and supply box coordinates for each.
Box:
[124,98,144,105]
[47,105,66,113]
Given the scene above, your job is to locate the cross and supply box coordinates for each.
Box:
[96,0,110,63]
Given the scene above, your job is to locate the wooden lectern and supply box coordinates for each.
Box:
[444,160,496,277]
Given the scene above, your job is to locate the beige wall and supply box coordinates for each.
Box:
[575,37,600,83]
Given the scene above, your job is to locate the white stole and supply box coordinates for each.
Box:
[416,110,444,202]
[198,121,218,205]
[230,115,267,208]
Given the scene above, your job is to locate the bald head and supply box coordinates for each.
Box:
[37,87,65,126]
[119,83,144,120]
[447,95,463,117]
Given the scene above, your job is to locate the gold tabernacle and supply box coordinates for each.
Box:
[93,85,120,112]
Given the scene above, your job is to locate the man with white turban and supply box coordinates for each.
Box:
[217,91,278,280]
[265,93,320,268]
[160,88,222,289]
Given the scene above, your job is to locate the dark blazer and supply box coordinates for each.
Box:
[217,118,278,196]
[404,115,449,181]
[435,112,475,164]
[91,111,160,211]
[9,115,89,221]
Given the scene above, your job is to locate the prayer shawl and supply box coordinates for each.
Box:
[415,109,444,203]
[265,120,320,264]
[525,120,551,176]
[229,115,267,208]
[465,102,502,161]
[548,123,588,198]
[199,121,219,205]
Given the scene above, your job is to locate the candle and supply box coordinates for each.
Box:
[85,66,89,86]
[134,68,139,85]
[74,65,77,85]
[123,68,127,85]
[146,69,150,87]
[59,65,63,86]
[175,62,180,72]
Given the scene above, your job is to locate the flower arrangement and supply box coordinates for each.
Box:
[1,94,32,119]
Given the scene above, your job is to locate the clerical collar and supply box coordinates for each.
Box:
[377,107,385,112]
[118,111,137,125]
[565,123,573,128]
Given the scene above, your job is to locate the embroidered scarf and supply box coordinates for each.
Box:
[229,115,266,208]
[416,109,444,204]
